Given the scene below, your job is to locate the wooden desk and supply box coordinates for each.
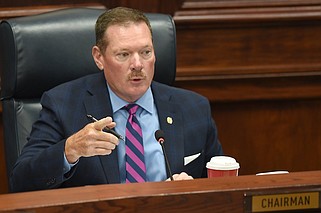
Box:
[0,170,321,212]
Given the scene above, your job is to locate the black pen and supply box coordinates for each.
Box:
[87,114,124,141]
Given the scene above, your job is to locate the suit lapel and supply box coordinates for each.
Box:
[83,73,120,184]
[152,83,185,175]
[82,77,185,182]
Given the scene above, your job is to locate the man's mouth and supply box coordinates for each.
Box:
[132,78,142,82]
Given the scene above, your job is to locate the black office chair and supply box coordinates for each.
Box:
[0,8,176,182]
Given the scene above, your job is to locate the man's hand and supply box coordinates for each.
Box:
[65,117,119,163]
[166,172,194,181]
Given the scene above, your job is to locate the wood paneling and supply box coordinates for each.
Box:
[214,99,321,175]
[0,3,106,19]
[174,2,321,78]
[174,0,321,175]
[174,75,321,175]
[0,0,183,20]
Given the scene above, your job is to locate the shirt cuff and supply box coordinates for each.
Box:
[63,153,78,173]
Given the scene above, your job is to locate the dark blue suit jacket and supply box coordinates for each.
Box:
[10,72,223,192]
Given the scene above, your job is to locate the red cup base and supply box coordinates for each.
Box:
[207,168,238,178]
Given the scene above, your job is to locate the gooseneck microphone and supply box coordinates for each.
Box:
[155,130,174,181]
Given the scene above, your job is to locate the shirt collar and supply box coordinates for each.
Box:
[107,83,154,114]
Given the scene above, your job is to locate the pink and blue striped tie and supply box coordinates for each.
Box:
[125,104,146,183]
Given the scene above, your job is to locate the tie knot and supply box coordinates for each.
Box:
[125,104,139,115]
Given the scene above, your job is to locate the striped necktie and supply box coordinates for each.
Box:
[124,104,146,183]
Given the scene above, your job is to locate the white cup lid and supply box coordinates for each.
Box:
[206,156,240,170]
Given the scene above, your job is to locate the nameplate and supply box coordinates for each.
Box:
[245,191,320,212]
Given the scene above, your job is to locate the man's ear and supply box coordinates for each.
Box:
[92,46,104,70]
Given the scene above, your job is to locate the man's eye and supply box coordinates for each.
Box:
[116,53,129,60]
[141,50,152,58]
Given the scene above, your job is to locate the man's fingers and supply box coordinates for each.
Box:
[95,141,117,150]
[169,172,193,181]
[65,117,119,162]
[93,116,116,131]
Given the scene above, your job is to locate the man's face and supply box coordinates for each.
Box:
[93,22,155,103]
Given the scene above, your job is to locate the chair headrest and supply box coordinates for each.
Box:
[0,8,176,99]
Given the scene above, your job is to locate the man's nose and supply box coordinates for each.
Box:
[130,53,143,71]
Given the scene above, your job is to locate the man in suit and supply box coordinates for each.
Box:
[10,7,223,192]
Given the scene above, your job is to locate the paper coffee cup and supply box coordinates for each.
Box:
[206,156,240,178]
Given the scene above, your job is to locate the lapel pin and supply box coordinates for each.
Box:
[166,116,173,124]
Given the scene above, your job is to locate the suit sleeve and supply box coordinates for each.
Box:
[199,97,223,177]
[10,92,76,192]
